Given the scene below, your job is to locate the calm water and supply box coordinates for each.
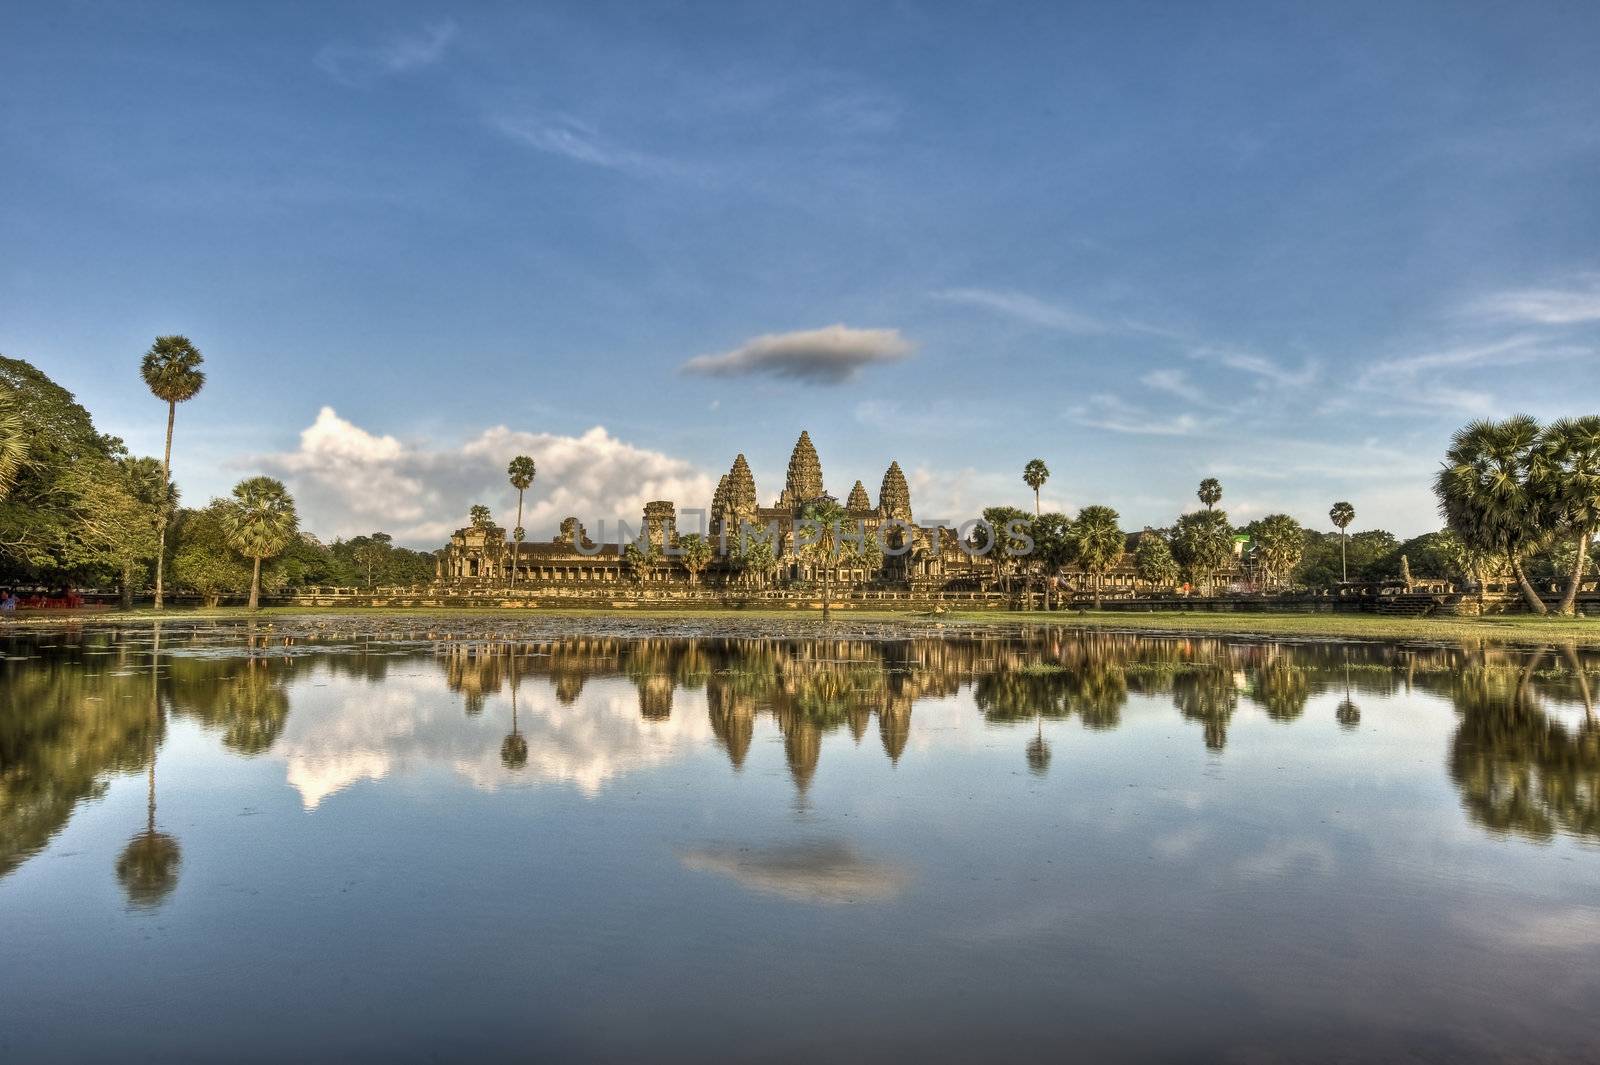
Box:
[2,619,1598,1063]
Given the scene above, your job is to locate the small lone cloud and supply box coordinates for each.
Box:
[316,20,457,86]
[682,324,914,385]
[680,841,909,904]
[1069,394,1209,436]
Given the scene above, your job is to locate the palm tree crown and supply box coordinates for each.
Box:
[1023,459,1050,514]
[223,477,299,560]
[1197,478,1222,510]
[1329,501,1355,530]
[508,455,536,492]
[1434,415,1547,614]
[140,336,206,404]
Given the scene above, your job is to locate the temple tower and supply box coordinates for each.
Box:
[878,461,912,522]
[727,453,758,515]
[777,431,824,510]
[643,500,677,549]
[847,480,871,511]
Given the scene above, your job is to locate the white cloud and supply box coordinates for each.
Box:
[1190,346,1318,388]
[1068,394,1210,436]
[1472,275,1600,325]
[259,406,715,548]
[682,324,914,384]
[932,288,1109,333]
[1140,368,1209,405]
[316,20,457,86]
[493,114,686,177]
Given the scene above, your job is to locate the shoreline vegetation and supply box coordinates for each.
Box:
[8,605,1600,647]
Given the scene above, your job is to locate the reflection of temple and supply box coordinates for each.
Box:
[8,626,1600,892]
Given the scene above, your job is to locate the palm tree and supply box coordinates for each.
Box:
[469,504,494,529]
[1072,504,1125,608]
[1328,501,1356,583]
[1435,416,1549,615]
[221,476,300,610]
[140,336,206,609]
[800,497,848,620]
[1197,478,1222,510]
[1171,509,1234,595]
[1533,416,1600,615]
[1023,459,1050,515]
[1025,719,1051,776]
[506,456,536,591]
[678,533,714,585]
[1251,514,1305,589]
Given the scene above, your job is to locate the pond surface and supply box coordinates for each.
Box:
[2,619,1598,1063]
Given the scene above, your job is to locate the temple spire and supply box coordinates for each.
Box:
[779,430,825,509]
[847,480,871,511]
[878,461,911,522]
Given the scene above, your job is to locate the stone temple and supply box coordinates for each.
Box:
[437,430,984,592]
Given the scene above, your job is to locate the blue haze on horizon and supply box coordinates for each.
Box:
[4,1,1599,546]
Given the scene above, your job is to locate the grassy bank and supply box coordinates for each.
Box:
[9,604,1600,646]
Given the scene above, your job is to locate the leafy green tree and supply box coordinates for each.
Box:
[982,505,1032,596]
[1071,504,1124,608]
[351,532,392,588]
[0,357,160,586]
[1134,529,1180,591]
[110,456,168,608]
[469,504,494,530]
[1533,416,1600,615]
[1328,501,1356,582]
[625,541,658,583]
[1023,459,1050,515]
[1197,478,1222,510]
[506,455,536,591]
[1435,416,1549,614]
[1029,512,1074,608]
[1248,514,1305,588]
[0,383,25,500]
[677,532,713,585]
[221,477,300,610]
[1170,509,1233,593]
[735,535,780,589]
[139,336,205,609]
[170,503,253,605]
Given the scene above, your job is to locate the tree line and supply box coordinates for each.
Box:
[0,345,432,607]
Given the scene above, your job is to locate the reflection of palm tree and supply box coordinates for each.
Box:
[1335,656,1360,729]
[117,623,179,909]
[501,665,528,770]
[1174,666,1238,752]
[1025,719,1051,776]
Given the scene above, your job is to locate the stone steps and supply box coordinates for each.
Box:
[1373,593,1441,617]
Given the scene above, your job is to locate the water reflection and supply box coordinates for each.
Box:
[5,624,1600,898]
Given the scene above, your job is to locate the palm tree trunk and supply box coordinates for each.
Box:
[1034,488,1040,516]
[822,570,831,620]
[509,489,524,592]
[1559,525,1591,616]
[1339,530,1347,583]
[249,555,262,611]
[121,558,135,611]
[153,400,175,609]
[1509,554,1548,615]
[1094,572,1103,609]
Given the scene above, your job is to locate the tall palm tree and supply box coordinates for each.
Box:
[1533,416,1600,615]
[140,336,206,609]
[1197,478,1222,510]
[506,455,536,591]
[1023,459,1050,515]
[800,497,848,620]
[1434,416,1548,615]
[1328,501,1356,582]
[1072,505,1125,608]
[221,476,300,610]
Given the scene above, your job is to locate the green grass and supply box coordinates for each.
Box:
[10,603,1600,646]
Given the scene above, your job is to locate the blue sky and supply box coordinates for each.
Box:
[5,1,1599,545]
